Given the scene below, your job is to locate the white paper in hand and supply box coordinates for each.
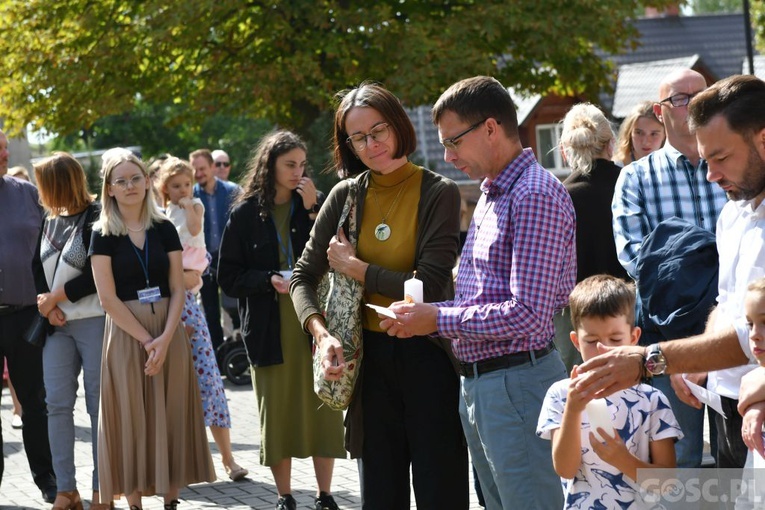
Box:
[365,303,397,319]
[681,374,726,418]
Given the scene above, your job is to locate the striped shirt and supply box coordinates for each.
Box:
[612,143,728,278]
[436,148,576,363]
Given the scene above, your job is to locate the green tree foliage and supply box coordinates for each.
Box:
[50,101,339,192]
[51,101,273,181]
[686,0,742,12]
[751,0,765,54]
[0,0,674,137]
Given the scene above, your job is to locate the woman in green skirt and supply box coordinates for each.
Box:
[218,131,345,510]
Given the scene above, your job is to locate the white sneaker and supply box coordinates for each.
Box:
[11,413,22,429]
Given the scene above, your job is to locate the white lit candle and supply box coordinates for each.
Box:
[404,271,423,303]
[585,398,614,442]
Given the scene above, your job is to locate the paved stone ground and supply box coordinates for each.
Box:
[0,379,484,509]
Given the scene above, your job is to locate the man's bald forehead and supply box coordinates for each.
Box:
[212,149,229,160]
[659,69,706,97]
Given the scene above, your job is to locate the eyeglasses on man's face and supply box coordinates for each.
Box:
[440,119,488,151]
[110,174,145,190]
[658,92,701,108]
[346,123,390,152]
[215,161,231,168]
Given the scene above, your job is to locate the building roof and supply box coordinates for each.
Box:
[603,12,755,116]
[611,55,700,118]
[613,13,752,79]
[511,90,543,126]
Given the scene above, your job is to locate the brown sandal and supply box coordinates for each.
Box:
[88,491,114,510]
[224,463,249,481]
[51,490,83,510]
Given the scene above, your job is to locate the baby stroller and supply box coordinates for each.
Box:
[216,330,251,386]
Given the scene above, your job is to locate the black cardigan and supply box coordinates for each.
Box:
[217,192,318,366]
[563,159,630,282]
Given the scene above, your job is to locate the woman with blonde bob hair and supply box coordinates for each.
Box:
[614,100,665,166]
[95,151,166,236]
[32,152,107,510]
[90,150,214,510]
[554,104,630,371]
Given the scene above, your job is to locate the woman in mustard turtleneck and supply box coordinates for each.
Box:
[291,83,469,509]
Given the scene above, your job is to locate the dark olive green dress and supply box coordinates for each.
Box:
[252,201,345,466]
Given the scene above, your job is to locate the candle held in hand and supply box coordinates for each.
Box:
[586,398,614,442]
[404,271,423,304]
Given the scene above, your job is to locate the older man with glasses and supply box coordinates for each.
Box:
[210,149,241,334]
[611,68,729,469]
[212,149,232,181]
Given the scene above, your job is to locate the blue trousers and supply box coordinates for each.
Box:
[43,315,105,492]
[650,374,706,467]
[460,349,566,510]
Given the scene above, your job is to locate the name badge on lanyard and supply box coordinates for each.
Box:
[131,230,162,305]
[137,287,161,304]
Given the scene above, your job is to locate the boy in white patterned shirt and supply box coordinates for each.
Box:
[537,275,681,509]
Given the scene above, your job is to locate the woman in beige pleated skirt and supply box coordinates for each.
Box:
[97,299,214,502]
[90,150,215,510]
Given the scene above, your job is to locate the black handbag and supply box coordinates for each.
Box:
[23,313,49,348]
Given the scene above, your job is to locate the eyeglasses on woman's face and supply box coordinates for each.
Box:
[345,123,390,152]
[110,174,145,190]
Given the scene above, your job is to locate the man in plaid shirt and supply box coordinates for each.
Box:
[384,76,576,509]
[611,68,728,469]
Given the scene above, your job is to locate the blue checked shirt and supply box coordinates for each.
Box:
[612,143,728,278]
[436,149,576,363]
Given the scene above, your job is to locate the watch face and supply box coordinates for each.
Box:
[646,355,667,376]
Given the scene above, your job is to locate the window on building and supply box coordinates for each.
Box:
[535,123,568,177]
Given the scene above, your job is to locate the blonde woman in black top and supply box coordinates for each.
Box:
[90,151,214,510]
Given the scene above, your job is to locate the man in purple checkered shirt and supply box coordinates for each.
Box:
[384,76,576,509]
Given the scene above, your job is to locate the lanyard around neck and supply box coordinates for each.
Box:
[130,231,151,288]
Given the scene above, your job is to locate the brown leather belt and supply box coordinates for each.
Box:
[459,343,555,378]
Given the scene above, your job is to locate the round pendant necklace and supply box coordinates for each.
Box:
[371,181,408,242]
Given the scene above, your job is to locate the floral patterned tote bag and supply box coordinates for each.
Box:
[314,179,364,410]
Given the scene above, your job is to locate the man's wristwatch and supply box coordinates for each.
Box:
[644,343,667,376]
